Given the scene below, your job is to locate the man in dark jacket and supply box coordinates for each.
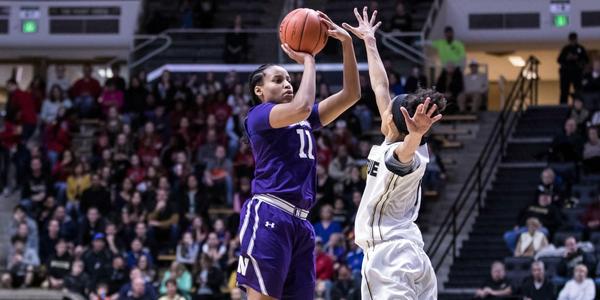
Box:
[82,233,112,287]
[558,32,589,104]
[520,261,555,300]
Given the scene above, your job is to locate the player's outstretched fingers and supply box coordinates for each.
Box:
[353,7,362,22]
[370,10,378,26]
[363,6,369,21]
[431,113,443,123]
[427,104,438,118]
[400,106,411,122]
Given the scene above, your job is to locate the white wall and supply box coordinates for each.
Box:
[433,0,600,45]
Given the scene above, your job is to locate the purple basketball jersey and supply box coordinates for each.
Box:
[245,102,321,210]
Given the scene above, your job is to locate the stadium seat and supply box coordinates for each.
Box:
[504,257,533,271]
[539,257,562,277]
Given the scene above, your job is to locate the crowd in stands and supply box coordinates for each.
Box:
[474,35,600,298]
[0,56,450,299]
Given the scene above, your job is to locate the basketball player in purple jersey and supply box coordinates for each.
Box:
[236,12,360,300]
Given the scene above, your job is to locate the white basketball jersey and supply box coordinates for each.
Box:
[354,142,429,250]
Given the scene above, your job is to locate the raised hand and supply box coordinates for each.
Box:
[399,98,443,136]
[317,11,351,42]
[281,43,314,64]
[342,6,382,40]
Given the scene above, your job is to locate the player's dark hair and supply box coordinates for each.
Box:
[248,64,276,107]
[391,88,446,143]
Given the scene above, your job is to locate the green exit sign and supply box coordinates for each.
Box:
[553,14,569,27]
[22,20,38,33]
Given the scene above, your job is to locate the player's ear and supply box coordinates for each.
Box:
[254,86,262,97]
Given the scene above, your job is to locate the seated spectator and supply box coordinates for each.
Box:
[39,219,61,263]
[345,235,364,279]
[158,278,186,300]
[45,239,72,289]
[474,261,512,299]
[63,260,91,296]
[4,236,39,288]
[107,255,129,295]
[70,64,102,118]
[556,236,596,284]
[126,238,153,269]
[581,59,600,111]
[330,264,360,300]
[558,264,595,300]
[46,64,70,93]
[316,238,334,281]
[79,207,106,246]
[159,261,192,298]
[21,157,52,214]
[212,218,231,245]
[176,231,199,266]
[423,144,447,192]
[9,205,38,251]
[194,254,224,298]
[80,173,111,217]
[389,72,404,97]
[388,2,412,32]
[405,66,428,94]
[325,232,347,263]
[40,84,72,125]
[520,261,555,300]
[435,63,464,113]
[116,268,158,300]
[203,145,233,205]
[223,15,248,63]
[569,94,589,132]
[66,161,91,208]
[137,255,156,284]
[313,204,343,245]
[458,60,488,113]
[581,195,600,236]
[6,78,37,140]
[82,233,112,287]
[328,145,356,183]
[105,222,125,256]
[583,126,600,173]
[148,189,179,252]
[504,192,559,252]
[202,232,226,266]
[537,167,566,206]
[514,217,548,257]
[432,26,466,68]
[13,222,38,254]
[549,118,584,162]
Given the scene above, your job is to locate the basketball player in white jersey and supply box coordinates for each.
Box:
[343,7,446,299]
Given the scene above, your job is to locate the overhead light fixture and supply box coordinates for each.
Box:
[508,56,526,67]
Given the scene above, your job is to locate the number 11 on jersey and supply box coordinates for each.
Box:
[296,129,315,160]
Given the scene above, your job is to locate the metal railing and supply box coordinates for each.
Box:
[378,31,426,65]
[426,56,540,272]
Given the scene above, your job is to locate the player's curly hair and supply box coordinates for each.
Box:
[248,64,276,107]
[391,88,446,136]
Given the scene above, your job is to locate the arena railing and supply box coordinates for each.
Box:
[426,56,540,272]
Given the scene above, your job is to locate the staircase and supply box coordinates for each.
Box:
[439,105,569,299]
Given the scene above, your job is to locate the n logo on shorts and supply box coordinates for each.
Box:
[237,257,250,276]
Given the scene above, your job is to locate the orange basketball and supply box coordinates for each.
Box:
[279,8,329,55]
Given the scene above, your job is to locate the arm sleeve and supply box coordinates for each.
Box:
[246,103,276,133]
[307,103,322,130]
[384,147,421,176]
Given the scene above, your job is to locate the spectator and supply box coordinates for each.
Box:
[581,195,600,237]
[196,0,216,28]
[0,115,22,194]
[550,118,584,162]
[388,72,404,97]
[45,238,72,289]
[330,264,360,300]
[570,94,589,132]
[328,145,356,182]
[42,108,71,168]
[158,278,185,300]
[63,260,91,296]
[107,255,129,295]
[435,63,464,113]
[315,238,334,281]
[137,255,156,284]
[148,189,180,251]
[98,80,124,116]
[558,32,589,105]
[70,64,102,117]
[520,261,555,300]
[405,66,428,94]
[123,277,155,300]
[474,261,512,299]
[388,2,412,33]
[153,71,174,104]
[66,161,91,206]
[313,204,343,244]
[79,207,106,246]
[46,64,70,93]
[581,58,600,111]
[40,84,72,125]
[21,157,52,213]
[177,174,209,227]
[423,144,447,192]
[159,261,192,298]
[13,222,38,254]
[431,26,466,68]
[5,236,39,287]
[582,127,600,173]
[6,79,38,140]
[514,217,548,257]
[39,219,61,263]
[203,145,233,205]
[202,232,226,266]
[458,60,488,113]
[126,238,154,269]
[107,63,127,92]
[82,233,112,287]
[223,15,248,63]
[558,264,595,300]
[176,231,199,266]
[556,236,596,283]
[105,222,126,255]
[194,253,224,299]
[513,192,561,240]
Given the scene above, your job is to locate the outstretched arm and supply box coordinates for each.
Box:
[394,98,442,163]
[343,7,389,133]
[316,11,361,126]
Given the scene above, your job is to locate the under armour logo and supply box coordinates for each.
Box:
[265,221,275,229]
